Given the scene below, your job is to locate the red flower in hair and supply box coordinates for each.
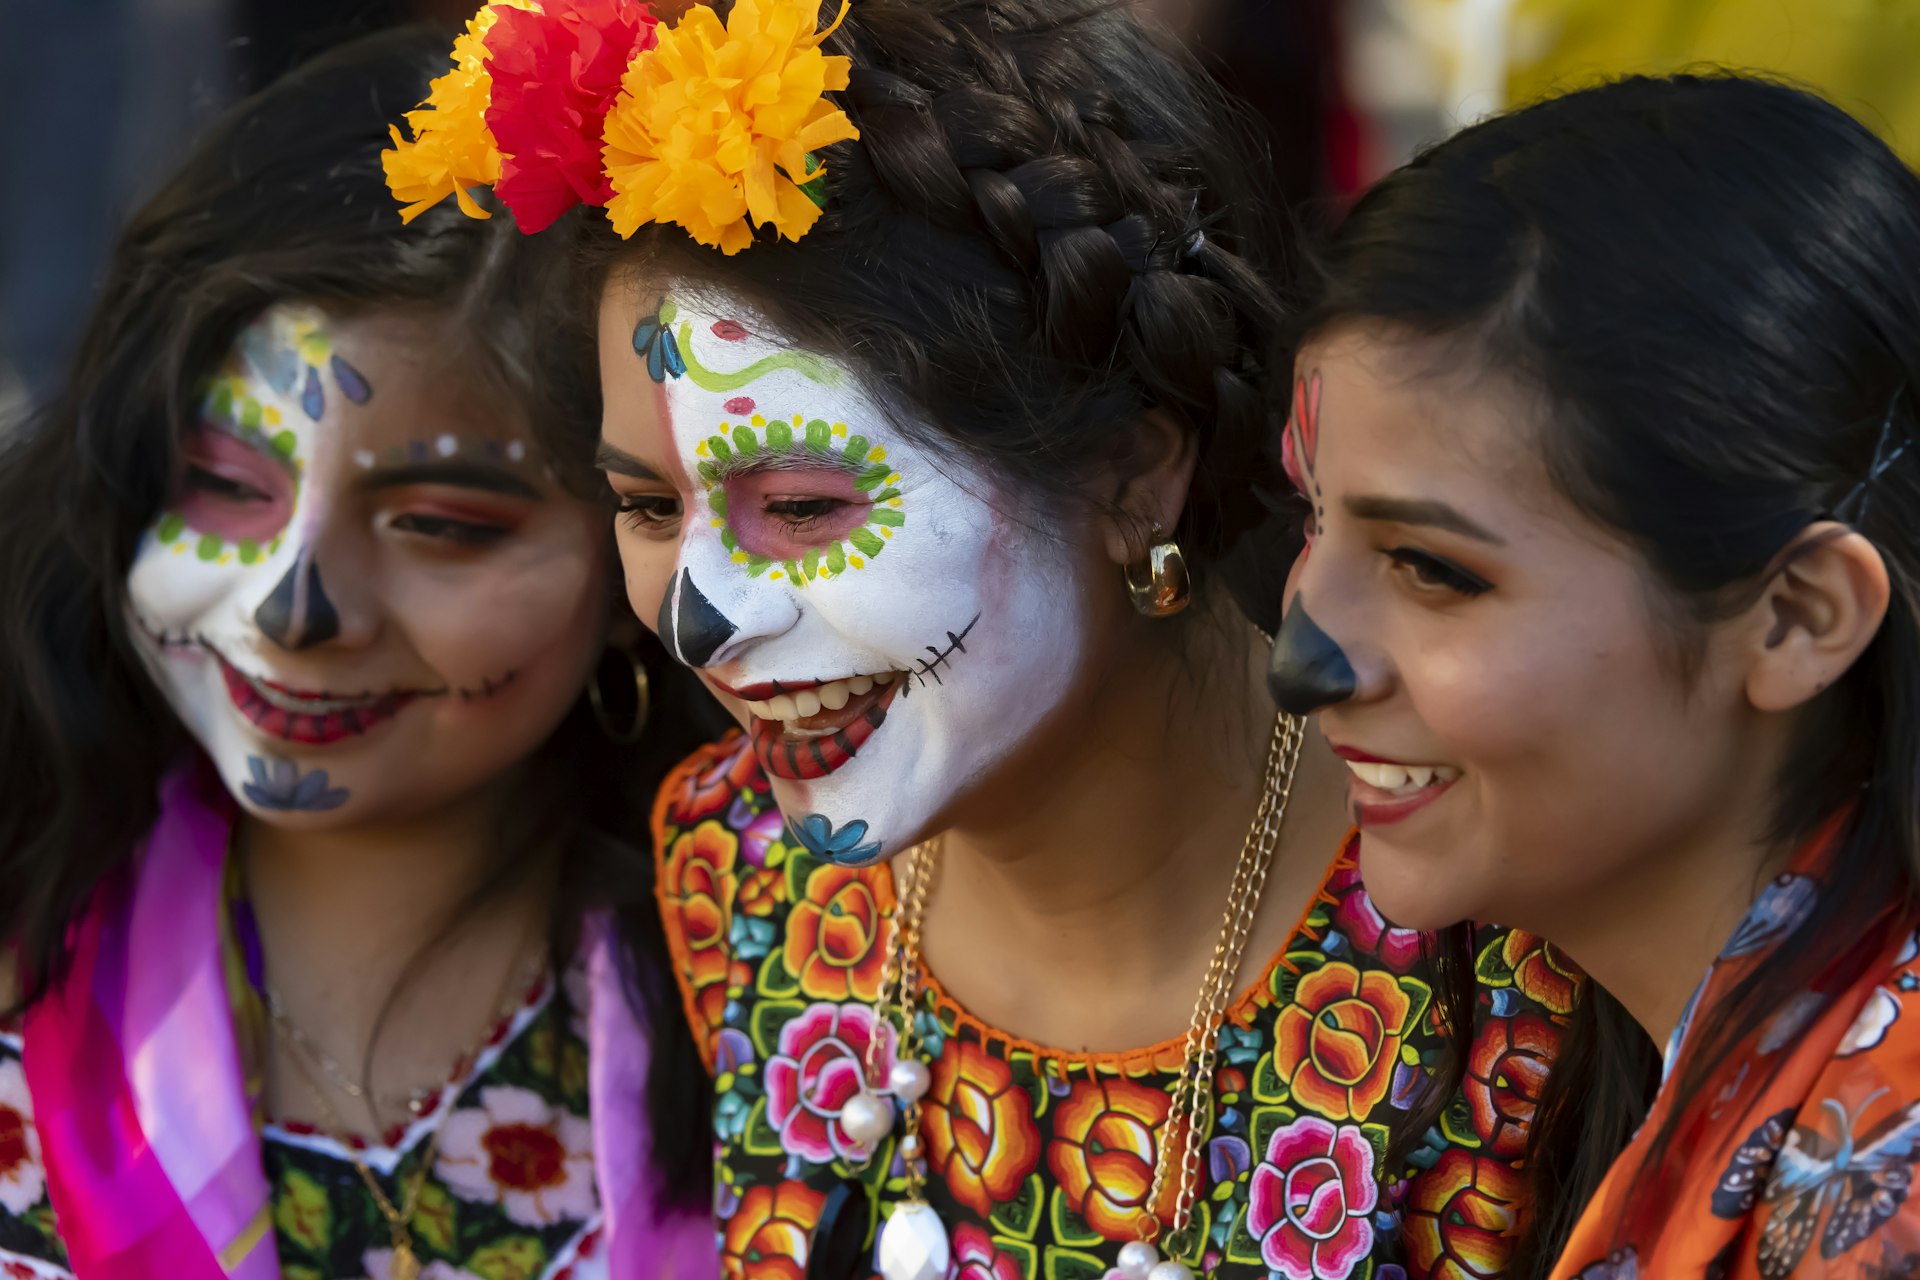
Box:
[483,0,660,232]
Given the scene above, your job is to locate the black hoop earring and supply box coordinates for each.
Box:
[588,644,651,745]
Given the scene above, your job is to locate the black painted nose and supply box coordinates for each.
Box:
[1268,599,1356,714]
[657,568,738,667]
[255,552,340,650]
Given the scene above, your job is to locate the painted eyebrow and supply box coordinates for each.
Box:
[595,441,667,481]
[360,462,541,499]
[1344,494,1506,545]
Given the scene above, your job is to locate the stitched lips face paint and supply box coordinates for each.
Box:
[600,285,1087,865]
[127,304,611,827]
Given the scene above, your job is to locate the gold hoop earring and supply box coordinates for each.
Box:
[588,644,652,745]
[1124,527,1192,618]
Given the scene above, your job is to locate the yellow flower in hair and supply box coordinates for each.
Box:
[381,1,536,223]
[602,0,860,253]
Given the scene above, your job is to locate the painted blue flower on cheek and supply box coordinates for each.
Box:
[242,755,349,811]
[791,813,883,866]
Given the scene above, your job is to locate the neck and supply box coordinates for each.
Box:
[1531,776,1793,1049]
[241,775,556,1128]
[919,595,1351,1049]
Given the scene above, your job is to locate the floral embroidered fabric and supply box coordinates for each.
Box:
[653,733,1573,1280]
[0,962,608,1280]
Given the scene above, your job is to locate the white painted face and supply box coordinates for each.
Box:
[128,303,611,826]
[599,284,1089,865]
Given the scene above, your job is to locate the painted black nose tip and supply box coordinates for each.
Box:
[1268,599,1356,715]
[657,568,738,668]
[255,555,340,650]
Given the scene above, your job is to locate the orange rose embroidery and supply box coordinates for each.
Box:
[662,819,739,1034]
[1273,962,1411,1122]
[1047,1076,1174,1240]
[722,1181,825,1280]
[1502,932,1581,1015]
[784,863,890,1002]
[921,1041,1043,1218]
[737,866,786,919]
[1403,1149,1525,1280]
[668,733,762,824]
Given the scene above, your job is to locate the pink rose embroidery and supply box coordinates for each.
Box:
[1329,861,1424,973]
[764,1002,897,1163]
[1246,1114,1378,1280]
[951,1224,1024,1280]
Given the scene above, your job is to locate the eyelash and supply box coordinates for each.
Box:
[185,466,270,503]
[618,495,683,533]
[764,496,846,529]
[1384,547,1492,597]
[389,513,511,548]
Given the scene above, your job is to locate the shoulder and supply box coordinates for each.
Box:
[651,733,780,1067]
[0,1035,71,1276]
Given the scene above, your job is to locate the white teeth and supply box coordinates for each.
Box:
[817,681,851,711]
[767,694,799,720]
[247,676,372,714]
[782,720,836,737]
[741,673,904,723]
[1344,760,1459,794]
[873,672,895,685]
[848,675,874,695]
[793,690,823,717]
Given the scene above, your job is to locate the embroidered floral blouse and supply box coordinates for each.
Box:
[654,733,1574,1280]
[0,962,610,1280]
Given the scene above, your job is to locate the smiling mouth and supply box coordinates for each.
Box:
[214,652,426,746]
[719,673,906,781]
[1336,749,1462,827]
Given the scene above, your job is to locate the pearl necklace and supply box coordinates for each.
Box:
[840,713,1306,1280]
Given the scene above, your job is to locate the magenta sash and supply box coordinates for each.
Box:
[21,767,717,1279]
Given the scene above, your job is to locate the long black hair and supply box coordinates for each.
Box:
[0,27,718,1208]
[1301,73,1920,1274]
[583,0,1296,619]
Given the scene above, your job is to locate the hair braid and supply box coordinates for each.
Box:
[624,0,1288,566]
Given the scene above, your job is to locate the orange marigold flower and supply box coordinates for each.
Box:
[382,1,536,223]
[601,0,860,252]
[783,863,890,1002]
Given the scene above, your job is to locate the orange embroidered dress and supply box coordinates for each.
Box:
[655,734,1569,1280]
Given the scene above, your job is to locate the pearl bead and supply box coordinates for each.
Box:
[1116,1241,1160,1279]
[839,1091,895,1145]
[899,1133,923,1160]
[1146,1262,1195,1280]
[888,1059,932,1102]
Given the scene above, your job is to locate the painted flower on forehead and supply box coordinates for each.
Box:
[602,0,860,252]
[483,0,661,232]
[382,0,537,222]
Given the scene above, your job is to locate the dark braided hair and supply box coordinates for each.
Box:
[594,0,1290,584]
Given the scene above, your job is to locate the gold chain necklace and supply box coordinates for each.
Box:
[270,938,545,1280]
[847,711,1307,1280]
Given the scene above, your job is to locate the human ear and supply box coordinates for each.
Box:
[1745,523,1891,712]
[1099,409,1199,566]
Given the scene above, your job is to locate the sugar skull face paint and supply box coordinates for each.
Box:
[599,285,1092,865]
[128,304,611,826]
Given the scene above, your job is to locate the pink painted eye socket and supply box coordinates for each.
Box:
[722,466,872,562]
[173,427,296,543]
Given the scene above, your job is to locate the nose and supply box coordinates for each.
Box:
[657,568,736,667]
[1267,597,1357,714]
[254,548,340,650]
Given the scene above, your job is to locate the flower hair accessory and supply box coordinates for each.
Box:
[382,0,858,252]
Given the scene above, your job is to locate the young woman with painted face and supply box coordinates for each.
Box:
[1273,74,1920,1280]
[381,1,1570,1276]
[0,30,724,1280]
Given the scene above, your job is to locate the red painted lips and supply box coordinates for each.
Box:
[747,679,904,781]
[217,654,416,745]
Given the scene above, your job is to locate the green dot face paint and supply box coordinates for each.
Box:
[603,286,1097,866]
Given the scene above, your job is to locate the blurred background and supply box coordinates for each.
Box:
[5,0,1918,426]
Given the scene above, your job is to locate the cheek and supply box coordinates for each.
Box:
[127,534,262,628]
[615,528,678,636]
[403,532,609,680]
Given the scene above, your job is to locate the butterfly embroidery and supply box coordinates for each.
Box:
[1713,1108,1797,1220]
[1754,1092,1920,1278]
[1570,1247,1638,1280]
[633,310,688,383]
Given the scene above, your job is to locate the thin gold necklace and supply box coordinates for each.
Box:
[271,936,545,1280]
[847,711,1307,1280]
